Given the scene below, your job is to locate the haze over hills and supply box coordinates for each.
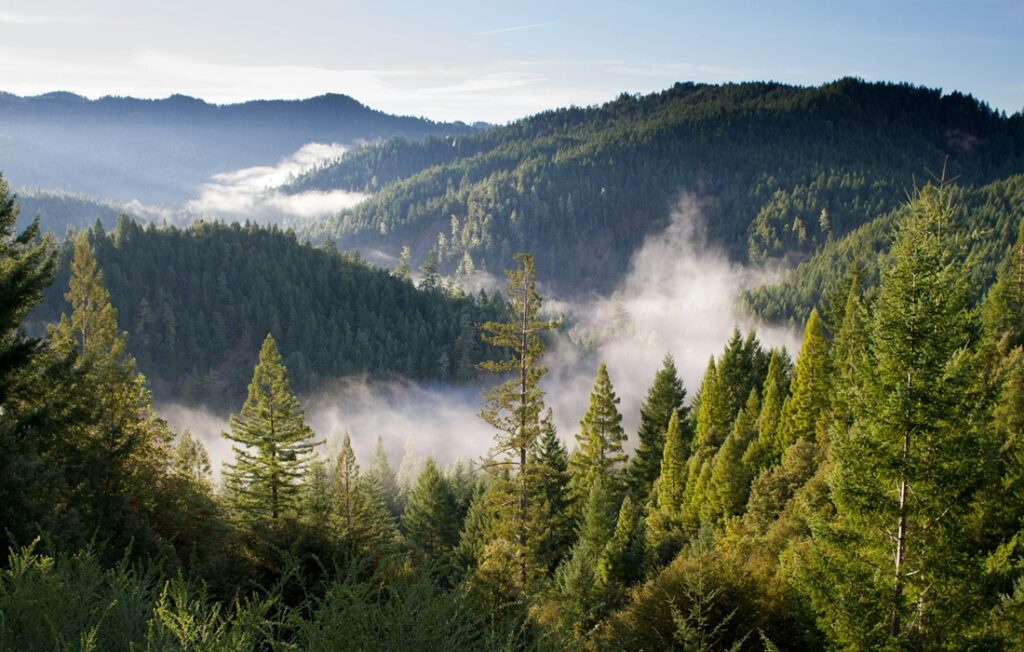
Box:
[0,91,483,207]
[294,78,1024,295]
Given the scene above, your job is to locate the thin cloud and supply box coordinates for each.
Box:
[0,10,103,25]
[472,20,562,36]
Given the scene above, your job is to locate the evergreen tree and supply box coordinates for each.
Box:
[981,218,1024,359]
[364,435,400,516]
[597,495,647,597]
[526,410,574,574]
[0,177,58,552]
[172,431,211,483]
[805,184,985,647]
[568,362,628,509]
[693,356,727,450]
[478,252,555,587]
[401,459,461,571]
[333,432,360,532]
[394,245,412,282]
[777,309,831,449]
[705,389,759,523]
[50,234,170,549]
[223,334,320,522]
[418,247,441,292]
[0,176,56,402]
[626,354,689,499]
[741,348,791,473]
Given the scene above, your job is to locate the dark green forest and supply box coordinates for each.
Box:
[2,164,1023,652]
[30,215,506,408]
[295,78,1024,293]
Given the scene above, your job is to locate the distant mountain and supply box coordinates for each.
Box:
[293,78,1024,295]
[0,91,483,204]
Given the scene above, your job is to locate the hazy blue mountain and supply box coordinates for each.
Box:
[0,91,483,205]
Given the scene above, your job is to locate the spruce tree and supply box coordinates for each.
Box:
[626,354,689,499]
[806,184,985,647]
[568,362,628,508]
[223,334,320,522]
[596,495,647,603]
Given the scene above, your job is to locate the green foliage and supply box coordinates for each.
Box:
[804,184,988,647]
[401,459,461,575]
[777,309,831,450]
[568,362,628,509]
[33,219,506,408]
[626,354,689,500]
[477,253,556,588]
[223,334,321,522]
[299,80,1024,295]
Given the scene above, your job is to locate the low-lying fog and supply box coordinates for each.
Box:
[160,196,800,480]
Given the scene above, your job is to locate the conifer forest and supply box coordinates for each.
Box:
[2,6,1024,650]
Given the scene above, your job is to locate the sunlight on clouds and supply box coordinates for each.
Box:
[187,143,368,220]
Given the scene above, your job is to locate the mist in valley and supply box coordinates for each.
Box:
[159,195,800,477]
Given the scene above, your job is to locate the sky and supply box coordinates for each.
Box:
[0,0,1021,123]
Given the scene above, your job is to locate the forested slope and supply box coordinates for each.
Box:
[31,217,506,408]
[296,78,1024,293]
[744,174,1024,323]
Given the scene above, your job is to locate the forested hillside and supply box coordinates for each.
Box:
[297,78,1024,293]
[31,216,506,408]
[13,190,134,234]
[744,173,1024,323]
[3,181,1023,649]
[0,91,481,204]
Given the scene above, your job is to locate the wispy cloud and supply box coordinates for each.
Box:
[0,10,102,25]
[472,20,562,36]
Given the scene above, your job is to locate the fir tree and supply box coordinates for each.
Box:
[777,309,831,449]
[172,431,211,483]
[568,362,628,509]
[394,245,412,282]
[597,495,647,599]
[478,252,555,587]
[401,458,461,569]
[333,432,360,532]
[526,410,574,574]
[626,354,689,499]
[704,389,759,524]
[364,435,400,516]
[50,234,170,547]
[223,334,320,522]
[742,348,791,473]
[806,184,985,646]
[0,177,57,551]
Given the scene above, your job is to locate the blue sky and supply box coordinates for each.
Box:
[0,0,1020,122]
